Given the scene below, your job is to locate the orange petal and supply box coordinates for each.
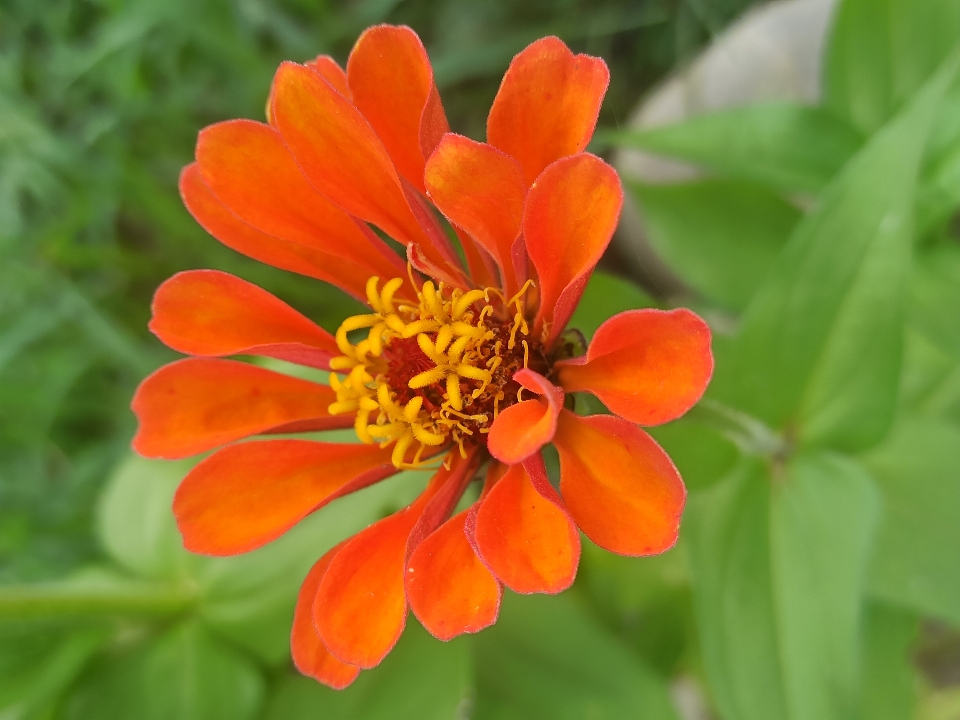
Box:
[424,134,527,293]
[196,119,403,279]
[347,25,448,194]
[487,37,609,186]
[314,511,413,668]
[270,62,461,277]
[487,369,563,464]
[406,449,483,553]
[557,309,713,425]
[406,510,501,641]
[131,358,350,459]
[266,55,350,127]
[454,224,500,291]
[419,83,449,162]
[523,153,622,346]
[306,55,350,98]
[291,543,360,689]
[473,456,580,594]
[179,163,373,301]
[315,452,474,667]
[314,455,477,668]
[173,440,396,556]
[553,411,686,556]
[148,269,339,368]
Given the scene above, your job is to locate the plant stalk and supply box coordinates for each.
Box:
[0,579,199,621]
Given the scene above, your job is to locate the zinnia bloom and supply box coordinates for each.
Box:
[132,26,713,689]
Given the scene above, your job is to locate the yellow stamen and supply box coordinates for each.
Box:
[507,279,536,308]
[380,277,404,313]
[365,276,382,311]
[392,431,414,467]
[446,375,463,411]
[327,272,537,467]
[452,289,485,319]
[403,397,423,423]
[409,366,446,389]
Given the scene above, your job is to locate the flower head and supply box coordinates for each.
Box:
[132,25,713,688]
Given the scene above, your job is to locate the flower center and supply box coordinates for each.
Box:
[328,275,542,467]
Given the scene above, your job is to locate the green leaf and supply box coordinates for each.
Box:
[861,417,960,627]
[719,50,960,452]
[604,103,862,193]
[141,623,264,720]
[62,622,264,720]
[687,452,880,720]
[265,622,471,720]
[769,452,880,720]
[685,460,788,720]
[859,601,919,720]
[568,270,654,341]
[824,0,960,135]
[631,179,801,310]
[897,328,960,423]
[577,540,692,676]
[909,242,960,360]
[97,454,196,580]
[472,592,678,720]
[902,240,960,430]
[917,136,960,233]
[925,81,960,159]
[916,84,960,233]
[646,418,739,491]
[0,626,108,720]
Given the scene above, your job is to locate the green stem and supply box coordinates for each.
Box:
[686,399,788,458]
[0,580,199,621]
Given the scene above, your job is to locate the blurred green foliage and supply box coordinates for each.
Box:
[611,1,960,718]
[3,0,960,718]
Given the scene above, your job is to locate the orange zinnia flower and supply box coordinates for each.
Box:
[132,26,713,689]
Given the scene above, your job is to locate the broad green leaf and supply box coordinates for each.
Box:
[824,0,960,134]
[909,242,960,359]
[265,622,471,720]
[97,454,195,580]
[0,626,107,720]
[578,540,692,676]
[140,623,264,720]
[632,179,801,310]
[897,328,960,423]
[646,418,738,491]
[862,417,960,627]
[473,587,678,720]
[687,453,880,720]
[62,622,264,720]
[769,452,880,720]
[720,51,960,452]
[685,460,788,720]
[859,601,919,720]
[917,84,960,232]
[917,140,960,233]
[605,103,862,193]
[568,270,654,341]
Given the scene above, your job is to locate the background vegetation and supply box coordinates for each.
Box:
[2,0,959,718]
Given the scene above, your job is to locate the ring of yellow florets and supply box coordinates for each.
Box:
[328,275,538,468]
